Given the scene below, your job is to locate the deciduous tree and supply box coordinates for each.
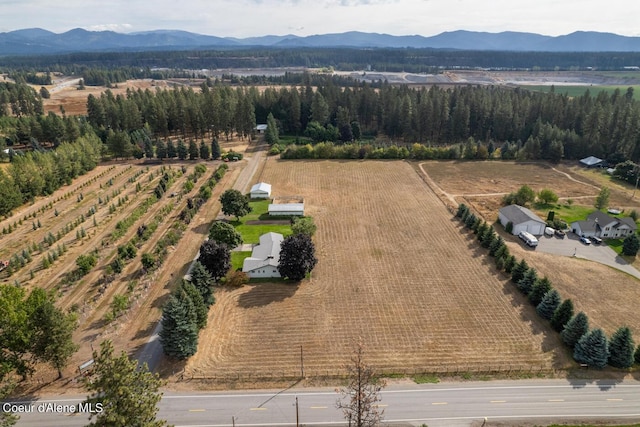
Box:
[278,234,318,281]
[219,189,252,221]
[595,186,610,210]
[208,221,243,248]
[197,240,231,282]
[292,216,317,237]
[336,339,385,427]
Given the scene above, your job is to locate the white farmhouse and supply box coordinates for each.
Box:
[268,203,304,216]
[571,211,637,239]
[498,204,546,236]
[242,232,284,278]
[250,182,272,199]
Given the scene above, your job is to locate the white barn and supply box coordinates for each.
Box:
[242,232,284,278]
[250,182,272,199]
[268,203,304,216]
[498,204,546,236]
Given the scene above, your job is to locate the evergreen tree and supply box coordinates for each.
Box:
[211,138,221,159]
[83,340,168,427]
[511,259,529,283]
[574,328,609,369]
[464,213,477,229]
[635,345,640,365]
[144,138,154,159]
[550,299,574,332]
[489,236,505,257]
[528,276,552,306]
[455,203,469,218]
[265,112,279,145]
[177,139,188,160]
[595,187,610,210]
[475,221,488,238]
[480,227,496,248]
[536,289,561,320]
[517,268,537,294]
[189,261,215,306]
[159,293,199,359]
[608,326,635,369]
[622,234,640,256]
[179,281,207,330]
[504,255,517,274]
[199,141,210,160]
[561,312,589,348]
[167,139,177,158]
[188,139,199,160]
[155,139,167,159]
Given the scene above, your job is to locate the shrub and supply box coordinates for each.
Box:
[226,271,249,287]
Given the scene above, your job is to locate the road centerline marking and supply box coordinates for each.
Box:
[188,409,206,412]
[548,399,565,402]
[310,406,327,409]
[490,400,506,403]
[607,398,623,401]
[250,407,267,411]
[432,402,448,405]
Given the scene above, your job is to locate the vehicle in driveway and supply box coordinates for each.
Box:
[518,230,539,247]
[580,236,591,244]
[591,236,602,244]
[544,227,555,236]
[554,229,566,238]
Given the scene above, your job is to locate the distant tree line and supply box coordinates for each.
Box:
[3,47,640,71]
[8,71,52,85]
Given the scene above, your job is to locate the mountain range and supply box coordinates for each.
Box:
[2,28,640,56]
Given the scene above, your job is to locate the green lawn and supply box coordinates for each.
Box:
[607,238,624,255]
[533,203,594,225]
[231,198,293,244]
[231,251,252,271]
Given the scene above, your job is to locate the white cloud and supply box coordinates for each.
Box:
[86,24,134,32]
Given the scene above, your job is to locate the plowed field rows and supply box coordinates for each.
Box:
[187,161,560,379]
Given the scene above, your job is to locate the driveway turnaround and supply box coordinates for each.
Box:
[536,233,640,280]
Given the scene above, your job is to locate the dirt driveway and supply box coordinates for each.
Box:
[535,233,640,280]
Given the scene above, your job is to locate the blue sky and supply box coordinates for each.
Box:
[2,0,639,38]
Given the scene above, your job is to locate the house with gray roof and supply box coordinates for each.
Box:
[498,204,546,236]
[242,232,284,278]
[571,211,637,239]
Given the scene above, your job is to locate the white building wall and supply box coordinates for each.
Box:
[246,267,281,278]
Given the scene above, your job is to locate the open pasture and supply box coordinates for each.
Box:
[186,160,562,381]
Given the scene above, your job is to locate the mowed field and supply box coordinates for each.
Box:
[186,160,563,380]
[424,160,640,343]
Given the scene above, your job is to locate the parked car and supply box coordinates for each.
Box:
[591,236,602,244]
[554,229,566,238]
[580,236,591,245]
[544,227,555,236]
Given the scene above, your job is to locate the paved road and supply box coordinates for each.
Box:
[535,232,640,279]
[11,380,640,426]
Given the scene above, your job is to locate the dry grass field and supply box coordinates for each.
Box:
[420,160,640,350]
[186,160,564,381]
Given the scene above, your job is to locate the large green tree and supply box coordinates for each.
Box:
[189,261,215,306]
[197,240,231,282]
[159,292,199,360]
[83,340,168,427]
[208,221,243,248]
[574,328,609,369]
[595,187,610,210]
[608,326,635,369]
[550,299,574,332]
[219,189,252,221]
[528,276,552,306]
[536,289,561,320]
[291,216,317,237]
[278,234,318,281]
[622,234,640,256]
[561,312,590,348]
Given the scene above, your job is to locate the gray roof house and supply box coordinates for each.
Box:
[579,156,604,168]
[498,204,546,236]
[242,232,284,278]
[571,211,637,239]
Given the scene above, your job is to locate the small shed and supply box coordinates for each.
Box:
[250,182,272,199]
[579,156,603,168]
[268,203,304,216]
[255,124,268,134]
[498,204,546,236]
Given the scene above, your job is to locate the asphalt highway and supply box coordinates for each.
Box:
[10,379,640,427]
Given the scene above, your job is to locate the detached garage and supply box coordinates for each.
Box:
[498,204,546,236]
[250,182,272,199]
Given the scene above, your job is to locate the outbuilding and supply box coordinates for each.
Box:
[250,182,272,199]
[498,204,546,236]
[579,156,604,168]
[268,203,304,216]
[242,232,284,278]
[255,124,268,134]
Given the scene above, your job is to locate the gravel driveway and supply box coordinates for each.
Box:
[535,232,640,279]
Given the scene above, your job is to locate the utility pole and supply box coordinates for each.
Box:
[295,396,299,427]
[232,416,235,427]
[300,345,304,378]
